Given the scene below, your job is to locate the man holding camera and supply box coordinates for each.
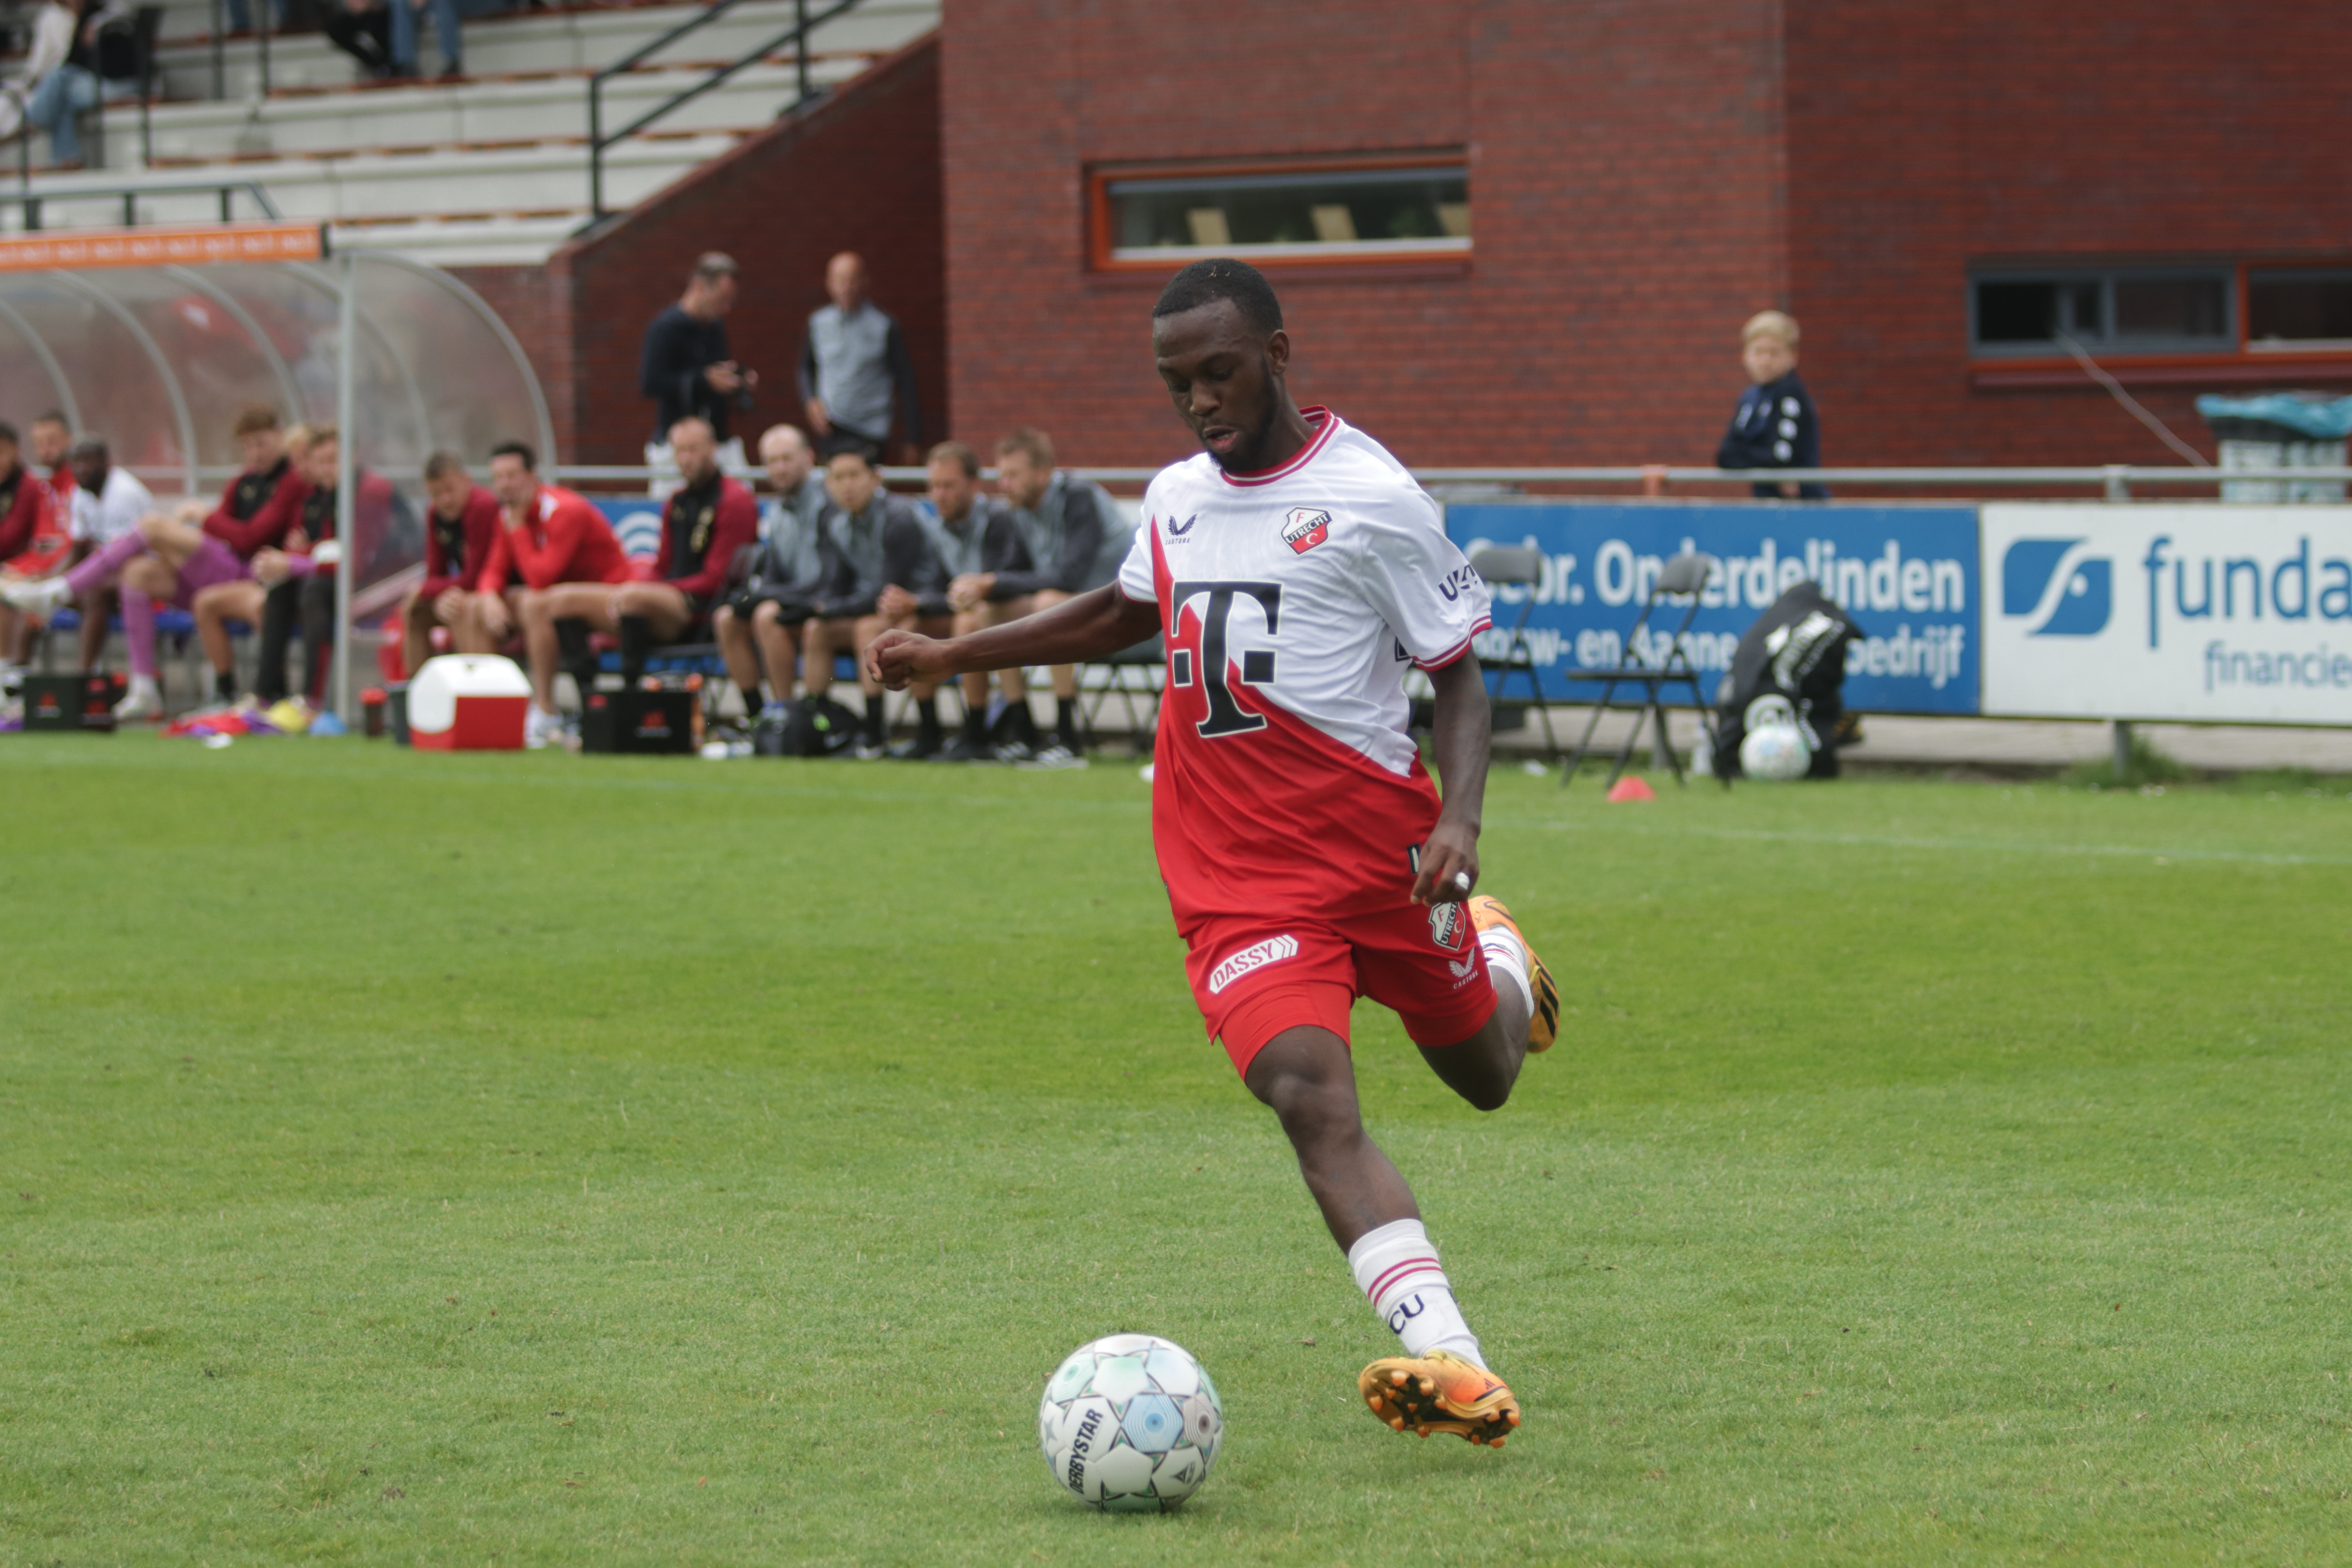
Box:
[640,252,755,497]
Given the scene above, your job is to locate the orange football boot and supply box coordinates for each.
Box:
[1357,1350,1521,1446]
[1466,894,1558,1051]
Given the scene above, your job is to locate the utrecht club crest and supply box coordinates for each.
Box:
[1282,508,1332,555]
[1427,900,1469,953]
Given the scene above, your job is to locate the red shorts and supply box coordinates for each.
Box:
[1182,898,1498,1078]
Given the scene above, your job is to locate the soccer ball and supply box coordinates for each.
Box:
[1740,722,1811,781]
[1738,693,1814,781]
[1038,1333,1222,1512]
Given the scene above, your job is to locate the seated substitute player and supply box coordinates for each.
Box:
[873,258,1559,1447]
[17,412,100,673]
[799,445,942,759]
[400,451,502,678]
[953,428,1131,765]
[2,435,158,713]
[470,440,632,746]
[0,420,70,680]
[240,426,396,704]
[716,424,833,721]
[917,439,1030,761]
[173,408,315,702]
[540,415,757,696]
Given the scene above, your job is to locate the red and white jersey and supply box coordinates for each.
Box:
[1118,408,1491,924]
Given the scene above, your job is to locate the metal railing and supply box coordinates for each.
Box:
[0,171,281,231]
[586,0,865,221]
[544,462,2352,496]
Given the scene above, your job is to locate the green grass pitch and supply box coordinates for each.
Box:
[2,736,2348,1565]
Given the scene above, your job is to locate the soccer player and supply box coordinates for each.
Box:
[539,415,757,701]
[471,439,631,746]
[22,412,99,672]
[960,428,1132,766]
[400,451,502,678]
[176,408,312,702]
[799,446,940,759]
[715,424,832,721]
[872,259,1559,1446]
[243,426,396,704]
[0,421,68,679]
[920,439,1031,761]
[1,435,160,714]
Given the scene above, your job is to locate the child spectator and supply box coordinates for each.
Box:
[1715,310,1826,500]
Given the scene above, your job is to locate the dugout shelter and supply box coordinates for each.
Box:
[0,223,555,717]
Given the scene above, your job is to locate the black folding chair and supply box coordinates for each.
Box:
[1078,632,1164,755]
[1561,552,1715,789]
[1466,543,1558,763]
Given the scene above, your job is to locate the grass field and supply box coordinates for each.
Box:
[2,735,2349,1566]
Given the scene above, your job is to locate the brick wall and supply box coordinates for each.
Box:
[943,0,2352,471]
[468,34,944,467]
[446,262,575,461]
[1786,0,2352,467]
[943,0,1789,470]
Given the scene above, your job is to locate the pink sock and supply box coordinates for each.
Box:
[121,587,157,680]
[65,530,149,597]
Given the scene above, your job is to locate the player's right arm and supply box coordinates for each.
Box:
[868,583,1158,690]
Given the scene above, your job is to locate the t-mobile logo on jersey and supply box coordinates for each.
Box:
[1169,579,1282,739]
[1208,935,1300,995]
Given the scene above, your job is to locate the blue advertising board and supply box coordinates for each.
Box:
[1444,503,1982,715]
[584,494,666,560]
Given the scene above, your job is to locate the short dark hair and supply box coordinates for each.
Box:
[1152,258,1284,336]
[995,427,1055,470]
[70,435,108,462]
[423,450,468,481]
[31,410,67,429]
[692,252,738,284]
[926,440,979,478]
[232,404,281,438]
[819,433,879,464]
[0,422,16,448]
[489,439,537,471]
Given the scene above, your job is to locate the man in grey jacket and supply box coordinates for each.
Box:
[798,252,923,464]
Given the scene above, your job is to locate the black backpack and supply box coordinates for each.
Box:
[1712,581,1863,780]
[760,695,861,758]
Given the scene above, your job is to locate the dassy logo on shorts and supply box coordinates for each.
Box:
[1208,935,1300,994]
[1281,508,1332,555]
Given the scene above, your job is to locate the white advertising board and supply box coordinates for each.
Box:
[1981,505,2352,724]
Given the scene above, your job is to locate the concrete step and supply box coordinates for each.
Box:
[149,0,935,97]
[3,133,730,230]
[92,54,867,167]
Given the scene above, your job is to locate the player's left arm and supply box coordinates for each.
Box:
[1351,490,1495,906]
[1413,653,1490,906]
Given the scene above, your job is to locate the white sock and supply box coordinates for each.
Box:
[1347,1217,1486,1368]
[126,674,159,700]
[1478,924,1533,1018]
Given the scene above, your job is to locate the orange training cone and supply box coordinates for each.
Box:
[1606,776,1658,803]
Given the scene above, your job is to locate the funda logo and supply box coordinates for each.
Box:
[2001,537,2112,636]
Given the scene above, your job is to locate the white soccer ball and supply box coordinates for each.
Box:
[1740,722,1812,781]
[1039,1334,1222,1512]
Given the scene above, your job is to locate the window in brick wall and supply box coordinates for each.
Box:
[1089,155,1468,270]
[1970,267,2233,357]
[2248,270,2352,351]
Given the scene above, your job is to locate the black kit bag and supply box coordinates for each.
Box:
[772,694,862,758]
[1712,581,1864,781]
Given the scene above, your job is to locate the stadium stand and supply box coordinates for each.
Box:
[1,0,939,266]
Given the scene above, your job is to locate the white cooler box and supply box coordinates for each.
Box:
[408,655,530,751]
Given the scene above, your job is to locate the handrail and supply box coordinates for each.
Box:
[0,172,281,231]
[586,0,866,221]
[546,462,2352,496]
